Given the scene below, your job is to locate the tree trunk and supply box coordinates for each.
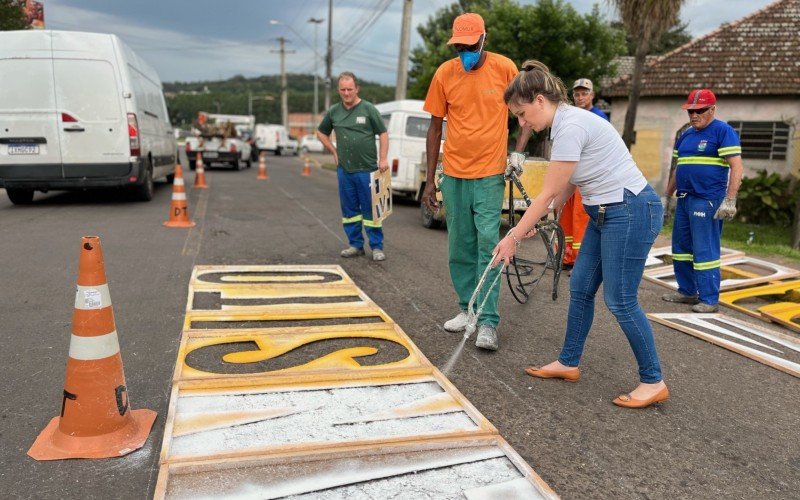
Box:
[622,43,648,150]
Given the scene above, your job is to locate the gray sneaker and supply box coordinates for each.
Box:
[340,247,365,258]
[475,325,498,351]
[692,302,719,313]
[372,249,386,261]
[662,291,700,304]
[443,311,469,332]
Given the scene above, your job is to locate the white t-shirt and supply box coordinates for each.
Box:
[550,104,647,205]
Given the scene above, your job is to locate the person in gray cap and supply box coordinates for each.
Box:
[572,78,608,120]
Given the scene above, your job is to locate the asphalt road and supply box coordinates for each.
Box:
[1,154,798,499]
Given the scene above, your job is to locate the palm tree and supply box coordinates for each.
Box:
[610,0,686,150]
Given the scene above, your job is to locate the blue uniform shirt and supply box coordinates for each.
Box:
[589,106,609,121]
[673,119,741,199]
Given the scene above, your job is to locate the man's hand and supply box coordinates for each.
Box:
[378,159,389,173]
[714,197,737,220]
[505,152,526,178]
[421,183,439,212]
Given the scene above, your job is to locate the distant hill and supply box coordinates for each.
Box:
[165,73,395,127]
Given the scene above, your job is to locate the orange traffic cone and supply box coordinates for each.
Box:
[194,152,208,189]
[257,151,269,180]
[301,157,312,177]
[28,237,157,460]
[164,164,196,228]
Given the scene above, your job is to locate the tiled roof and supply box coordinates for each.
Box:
[604,0,800,97]
[599,56,659,89]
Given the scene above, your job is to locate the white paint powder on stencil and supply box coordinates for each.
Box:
[170,382,479,458]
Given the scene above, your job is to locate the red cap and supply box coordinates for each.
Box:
[681,89,717,109]
[447,13,485,45]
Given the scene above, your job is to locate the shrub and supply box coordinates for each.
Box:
[736,170,797,226]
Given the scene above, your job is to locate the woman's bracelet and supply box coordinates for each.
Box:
[507,229,521,246]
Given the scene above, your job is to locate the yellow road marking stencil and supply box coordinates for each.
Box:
[645,256,800,292]
[156,265,557,499]
[645,245,743,268]
[154,436,557,499]
[720,280,800,332]
[175,323,430,380]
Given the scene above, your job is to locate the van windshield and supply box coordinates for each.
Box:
[0,59,56,110]
[405,116,447,140]
[54,59,121,122]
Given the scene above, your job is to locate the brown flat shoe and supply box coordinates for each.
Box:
[613,386,670,409]
[524,365,580,382]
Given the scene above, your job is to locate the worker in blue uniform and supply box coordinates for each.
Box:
[662,89,743,312]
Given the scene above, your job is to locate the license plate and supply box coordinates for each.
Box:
[204,152,218,159]
[8,144,39,155]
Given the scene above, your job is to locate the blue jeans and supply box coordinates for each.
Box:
[558,185,664,383]
[337,167,383,250]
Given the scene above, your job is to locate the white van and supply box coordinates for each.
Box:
[0,30,175,204]
[374,100,446,199]
[254,124,297,156]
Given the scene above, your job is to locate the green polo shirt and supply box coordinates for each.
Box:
[318,100,386,173]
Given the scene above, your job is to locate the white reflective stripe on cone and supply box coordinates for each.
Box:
[74,284,112,310]
[174,178,184,186]
[69,330,120,360]
[172,192,187,201]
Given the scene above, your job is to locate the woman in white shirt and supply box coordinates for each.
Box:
[494,60,667,409]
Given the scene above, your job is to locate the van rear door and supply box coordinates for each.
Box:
[51,32,128,178]
[0,32,63,175]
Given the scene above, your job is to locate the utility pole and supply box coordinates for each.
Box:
[271,37,294,129]
[324,0,333,111]
[395,0,413,100]
[309,17,324,119]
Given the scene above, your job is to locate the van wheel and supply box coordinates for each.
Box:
[189,160,196,171]
[421,202,443,229]
[131,165,154,202]
[166,173,176,184]
[275,147,282,156]
[7,188,34,205]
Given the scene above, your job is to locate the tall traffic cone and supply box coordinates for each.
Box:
[257,151,269,180]
[194,152,208,189]
[164,164,196,228]
[301,157,312,177]
[28,237,157,460]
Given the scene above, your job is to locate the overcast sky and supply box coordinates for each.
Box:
[42,0,775,85]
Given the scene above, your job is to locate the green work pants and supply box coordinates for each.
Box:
[440,174,505,327]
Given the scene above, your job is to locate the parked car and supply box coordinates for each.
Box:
[0,30,176,204]
[299,134,324,153]
[254,124,297,156]
[374,100,446,200]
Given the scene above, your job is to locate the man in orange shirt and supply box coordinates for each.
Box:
[422,12,531,351]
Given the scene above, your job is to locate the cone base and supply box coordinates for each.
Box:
[163,220,196,228]
[257,174,268,180]
[193,185,209,189]
[28,408,157,461]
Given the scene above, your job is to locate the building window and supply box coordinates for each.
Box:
[728,121,790,160]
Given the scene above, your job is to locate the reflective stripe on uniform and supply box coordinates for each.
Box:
[572,243,581,249]
[564,236,574,242]
[718,146,742,156]
[672,253,693,262]
[676,156,728,167]
[342,215,363,224]
[694,259,721,271]
[74,284,112,310]
[672,149,679,158]
[363,219,382,228]
[69,330,120,360]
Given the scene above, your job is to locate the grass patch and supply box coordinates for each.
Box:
[662,219,800,262]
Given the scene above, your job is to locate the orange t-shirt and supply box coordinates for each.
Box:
[423,52,518,179]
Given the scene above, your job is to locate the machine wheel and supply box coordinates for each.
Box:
[6,188,34,205]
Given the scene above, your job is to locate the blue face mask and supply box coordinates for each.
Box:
[458,35,485,72]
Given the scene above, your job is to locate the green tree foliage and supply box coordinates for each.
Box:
[408,0,626,100]
[611,19,692,56]
[165,74,394,127]
[0,0,29,31]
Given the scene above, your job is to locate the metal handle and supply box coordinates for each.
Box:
[63,127,85,132]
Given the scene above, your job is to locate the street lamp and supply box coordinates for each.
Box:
[308,17,324,121]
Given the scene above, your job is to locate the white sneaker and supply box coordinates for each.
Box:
[372,249,386,261]
[340,247,365,258]
[443,311,469,332]
[475,325,498,351]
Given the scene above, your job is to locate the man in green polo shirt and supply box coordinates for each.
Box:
[317,71,389,261]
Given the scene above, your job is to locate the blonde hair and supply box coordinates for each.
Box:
[504,60,568,106]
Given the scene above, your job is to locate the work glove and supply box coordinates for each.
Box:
[505,152,526,179]
[713,197,737,220]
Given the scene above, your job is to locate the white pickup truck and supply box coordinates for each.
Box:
[185,113,254,170]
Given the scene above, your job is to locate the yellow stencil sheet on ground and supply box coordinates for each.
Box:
[644,256,800,292]
[720,280,800,333]
[159,265,558,499]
